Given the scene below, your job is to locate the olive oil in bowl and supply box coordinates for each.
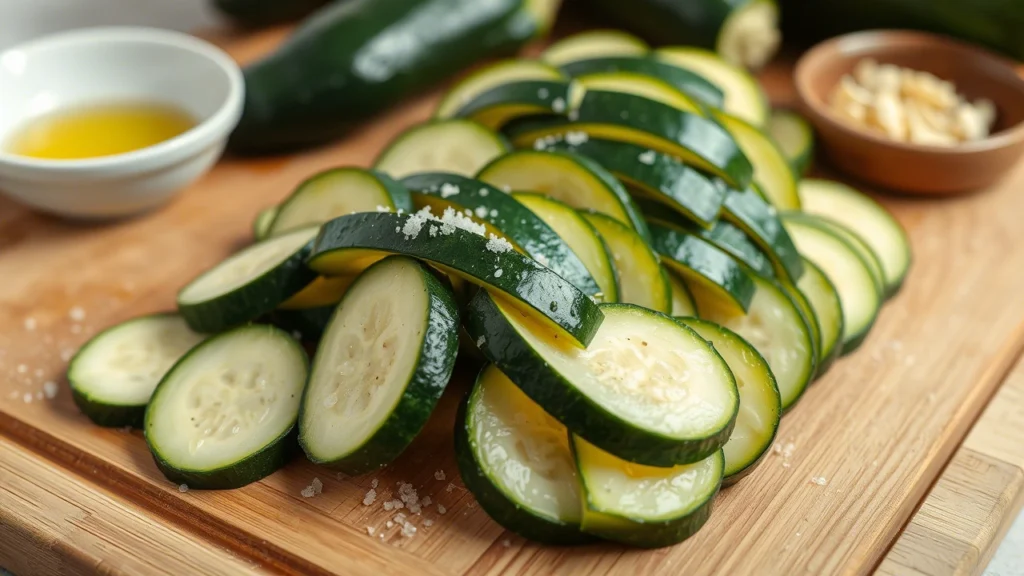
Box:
[6,102,196,160]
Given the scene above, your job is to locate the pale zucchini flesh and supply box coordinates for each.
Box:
[795,257,844,374]
[582,211,670,312]
[654,47,768,126]
[268,168,410,236]
[541,30,649,66]
[373,119,510,179]
[436,59,565,119]
[666,268,697,316]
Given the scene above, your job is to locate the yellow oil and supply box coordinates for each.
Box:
[6,101,196,160]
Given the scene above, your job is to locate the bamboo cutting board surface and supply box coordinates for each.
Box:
[2,28,1024,575]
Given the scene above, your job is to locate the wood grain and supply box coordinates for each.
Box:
[1,32,1024,576]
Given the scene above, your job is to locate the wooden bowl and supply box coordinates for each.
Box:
[794,30,1024,195]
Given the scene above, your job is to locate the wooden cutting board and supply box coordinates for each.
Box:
[3,27,1024,576]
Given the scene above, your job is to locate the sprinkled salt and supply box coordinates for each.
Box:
[810,476,827,486]
[401,523,417,537]
[69,306,85,321]
[485,235,513,254]
[489,209,498,218]
[366,526,376,535]
[384,501,395,511]
[494,269,503,278]
[16,364,27,374]
[23,393,32,403]
[301,477,323,498]
[43,381,58,399]
[440,207,486,236]
[638,150,657,165]
[363,488,377,506]
[440,183,460,198]
[434,469,446,481]
[478,187,489,197]
[437,504,447,515]
[424,519,434,527]
[446,482,456,493]
[23,317,36,331]
[538,87,549,99]
[371,478,379,489]
[376,205,390,212]
[421,496,432,507]
[474,206,490,219]
[564,131,588,146]
[391,499,404,510]
[178,484,189,493]
[476,336,485,348]
[385,520,394,529]
[551,97,566,113]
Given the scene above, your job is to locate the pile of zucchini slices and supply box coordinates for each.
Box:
[66,30,910,548]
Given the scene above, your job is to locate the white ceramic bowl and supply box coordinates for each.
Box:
[0,27,244,218]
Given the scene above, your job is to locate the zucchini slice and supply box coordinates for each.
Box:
[779,280,822,376]
[690,274,815,411]
[448,79,575,131]
[677,318,780,484]
[68,314,205,428]
[267,168,412,237]
[456,365,589,544]
[644,207,775,280]
[795,258,844,376]
[767,109,814,177]
[716,0,781,70]
[655,47,769,126]
[560,56,725,109]
[145,325,308,489]
[540,30,649,67]
[666,268,697,316]
[573,436,724,548]
[253,206,277,241]
[575,72,704,114]
[809,215,886,294]
[797,179,911,296]
[782,215,882,352]
[373,119,510,179]
[506,90,753,188]
[298,257,459,474]
[721,186,804,282]
[713,112,800,210]
[435,59,565,119]
[308,210,604,347]
[401,172,601,297]
[536,137,725,230]
[582,211,671,313]
[649,222,756,314]
[465,294,739,466]
[177,226,319,333]
[513,193,619,303]
[478,149,650,241]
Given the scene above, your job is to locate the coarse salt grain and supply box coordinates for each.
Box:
[371,478,379,489]
[485,235,513,254]
[476,336,485,348]
[401,523,417,537]
[811,476,827,486]
[69,306,85,321]
[638,150,656,165]
[564,131,588,146]
[386,520,394,528]
[366,526,376,535]
[434,469,446,481]
[301,477,323,498]
[23,317,36,331]
[422,496,432,507]
[178,484,189,493]
[552,98,566,113]
[23,393,32,403]
[43,381,58,399]
[474,206,490,219]
[384,501,395,511]
[538,87,549,99]
[494,269,503,278]
[440,183,460,198]
[479,188,489,197]
[446,482,456,493]
[437,504,447,515]
[424,519,434,527]
[441,206,486,236]
[363,488,377,506]
[376,205,390,212]
[16,364,27,374]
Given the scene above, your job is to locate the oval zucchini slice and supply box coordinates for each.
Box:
[68,314,205,428]
[267,168,412,237]
[809,215,886,295]
[456,364,590,544]
[145,324,308,489]
[782,215,882,352]
[299,256,459,474]
[478,149,650,241]
[666,268,697,316]
[373,119,510,179]
[676,318,780,484]
[655,47,769,126]
[560,56,725,109]
[713,111,800,210]
[796,258,844,376]
[575,71,704,114]
[401,172,601,297]
[308,210,604,347]
[253,206,278,241]
[514,193,619,303]
[448,79,576,131]
[573,436,724,548]
[644,207,775,280]
[177,226,320,333]
[582,211,671,313]
[767,109,814,177]
[465,294,739,466]
[436,59,566,119]
[722,186,804,282]
[540,30,649,67]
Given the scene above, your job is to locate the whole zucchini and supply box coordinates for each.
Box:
[230,0,561,153]
[212,0,329,27]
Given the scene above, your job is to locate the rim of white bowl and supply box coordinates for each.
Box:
[0,26,245,178]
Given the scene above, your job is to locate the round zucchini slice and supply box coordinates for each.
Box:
[678,318,780,484]
[267,168,412,237]
[540,30,649,67]
[582,211,671,313]
[144,324,308,490]
[465,294,739,466]
[308,210,604,347]
[177,226,319,333]
[713,111,800,210]
[666,268,697,316]
[767,109,814,177]
[299,256,459,474]
[68,314,205,428]
[513,193,619,303]
[448,79,576,131]
[373,119,510,179]
[253,206,278,241]
[575,72,704,114]
[779,280,822,375]
[796,258,844,376]
[456,364,590,545]
[560,56,725,109]
[722,186,804,282]
[655,47,769,126]
[435,59,566,119]
[810,215,886,295]
[573,436,724,548]
[478,149,650,241]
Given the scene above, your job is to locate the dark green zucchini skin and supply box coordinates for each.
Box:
[270,305,336,340]
[230,0,553,153]
[588,0,748,48]
[212,0,328,27]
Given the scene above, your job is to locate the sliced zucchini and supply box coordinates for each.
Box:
[267,168,412,237]
[536,137,725,230]
[649,222,756,314]
[573,436,723,548]
[782,215,882,352]
[575,72,703,114]
[478,149,650,241]
[177,226,319,333]
[447,79,575,131]
[666,268,697,316]
[308,210,604,347]
[540,30,649,67]
[513,193,619,303]
[253,206,277,241]
[145,324,308,489]
[401,172,601,296]
[278,275,354,310]
[676,318,780,484]
[270,305,335,341]
[689,274,815,411]
[465,294,739,466]
[373,119,510,179]
[560,56,725,108]
[644,207,775,280]
[455,365,589,544]
[655,47,769,126]
[68,314,205,428]
[299,257,459,474]
[809,215,886,294]
[435,59,565,119]
[716,0,781,70]
[713,111,800,210]
[767,109,814,176]
[778,280,821,377]
[506,90,753,188]
[582,211,671,313]
[795,258,844,376]
[721,186,804,282]
[797,179,911,295]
